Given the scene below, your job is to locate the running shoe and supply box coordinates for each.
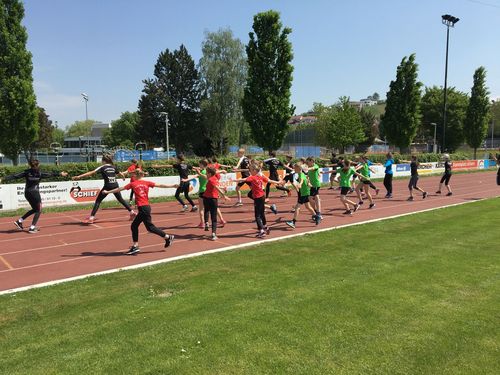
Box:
[234,202,243,207]
[270,204,278,215]
[164,234,175,248]
[285,220,296,229]
[265,227,271,235]
[353,204,360,212]
[204,223,209,231]
[256,231,266,238]
[387,194,393,199]
[369,203,376,209]
[342,210,352,215]
[423,192,428,199]
[129,210,137,220]
[407,196,414,201]
[28,226,40,234]
[197,222,204,229]
[211,233,218,241]
[191,205,198,212]
[435,190,442,194]
[446,192,453,196]
[218,220,227,227]
[181,205,189,212]
[314,215,322,226]
[125,246,140,255]
[13,220,23,230]
[83,217,95,224]
[358,201,364,205]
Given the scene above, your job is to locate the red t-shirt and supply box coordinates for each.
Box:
[245,174,268,199]
[127,164,140,182]
[124,179,155,206]
[203,175,220,199]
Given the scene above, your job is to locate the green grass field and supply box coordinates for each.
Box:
[1,199,499,374]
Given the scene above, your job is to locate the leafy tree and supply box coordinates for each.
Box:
[356,107,378,152]
[137,45,202,152]
[491,100,500,137]
[0,0,38,164]
[372,92,380,101]
[32,107,53,150]
[65,119,95,137]
[464,67,490,159]
[420,86,468,152]
[52,127,65,146]
[315,97,366,153]
[198,28,247,155]
[380,54,422,153]
[103,111,138,148]
[242,10,294,152]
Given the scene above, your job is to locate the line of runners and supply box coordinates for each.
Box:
[0,149,462,255]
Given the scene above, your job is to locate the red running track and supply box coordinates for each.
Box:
[0,171,498,293]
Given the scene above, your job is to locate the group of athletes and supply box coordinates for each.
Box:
[0,149,461,255]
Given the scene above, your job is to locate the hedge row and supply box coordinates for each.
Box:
[0,152,484,184]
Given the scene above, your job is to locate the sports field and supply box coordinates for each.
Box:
[1,198,498,374]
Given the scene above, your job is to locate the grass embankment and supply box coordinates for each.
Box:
[1,199,499,374]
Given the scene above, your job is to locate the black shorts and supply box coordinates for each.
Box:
[362,179,371,185]
[340,187,350,196]
[297,194,309,204]
[408,175,419,189]
[284,174,294,183]
[440,173,451,185]
[198,191,205,199]
[237,181,248,188]
[310,187,320,196]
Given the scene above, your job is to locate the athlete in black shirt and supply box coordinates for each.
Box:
[232,148,251,206]
[153,154,197,212]
[436,154,453,196]
[401,156,427,201]
[1,159,68,233]
[264,151,291,199]
[73,155,135,224]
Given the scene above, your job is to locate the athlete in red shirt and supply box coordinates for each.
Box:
[200,167,230,240]
[119,159,146,205]
[232,162,283,238]
[103,169,178,255]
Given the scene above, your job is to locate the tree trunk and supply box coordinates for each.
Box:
[473,147,477,160]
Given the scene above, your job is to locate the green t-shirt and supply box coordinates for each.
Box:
[298,172,310,196]
[199,169,207,193]
[336,167,355,188]
[307,163,321,188]
[359,163,371,179]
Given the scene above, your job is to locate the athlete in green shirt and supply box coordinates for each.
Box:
[286,164,320,229]
[335,160,363,215]
[306,157,322,218]
[354,156,376,209]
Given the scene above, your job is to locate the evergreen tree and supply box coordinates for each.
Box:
[421,86,468,152]
[0,0,38,164]
[357,107,378,152]
[380,54,422,153]
[242,10,294,152]
[198,28,247,155]
[315,97,366,153]
[137,45,201,152]
[32,107,54,150]
[464,67,490,159]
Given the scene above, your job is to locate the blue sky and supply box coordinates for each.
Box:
[23,0,500,129]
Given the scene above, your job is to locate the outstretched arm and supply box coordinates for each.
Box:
[0,170,28,184]
[155,183,179,189]
[103,186,126,195]
[72,169,97,180]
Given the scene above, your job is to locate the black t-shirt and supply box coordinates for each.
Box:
[444,161,452,175]
[285,161,294,176]
[238,156,250,178]
[174,162,191,180]
[410,161,418,176]
[264,157,283,176]
[4,169,59,191]
[94,164,120,187]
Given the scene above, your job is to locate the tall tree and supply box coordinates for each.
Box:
[380,54,422,153]
[137,45,202,152]
[357,107,378,152]
[491,100,500,137]
[420,86,468,152]
[32,107,54,150]
[103,111,138,148]
[0,0,38,164]
[315,97,366,153]
[198,28,247,155]
[242,10,294,152]
[65,119,95,137]
[464,67,490,159]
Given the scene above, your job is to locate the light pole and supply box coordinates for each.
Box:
[491,100,495,150]
[81,93,89,121]
[431,122,437,153]
[160,112,170,159]
[441,14,459,152]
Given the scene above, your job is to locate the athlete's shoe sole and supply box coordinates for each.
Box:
[125,246,140,255]
[165,235,175,248]
[13,221,23,230]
